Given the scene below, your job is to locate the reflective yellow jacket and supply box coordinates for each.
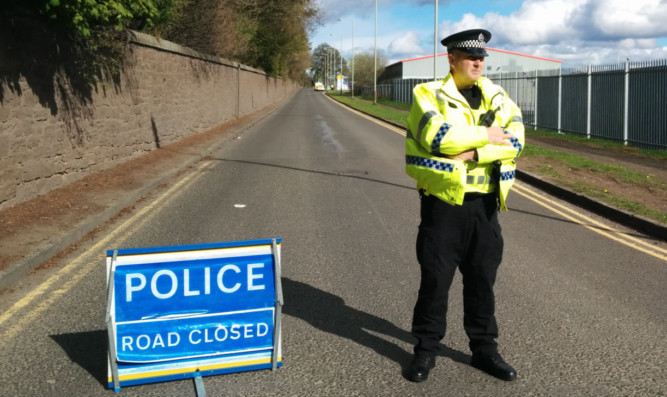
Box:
[405,74,525,210]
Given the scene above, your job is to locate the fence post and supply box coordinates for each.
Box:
[534,68,538,130]
[623,58,630,146]
[402,79,407,103]
[587,64,592,140]
[558,68,562,134]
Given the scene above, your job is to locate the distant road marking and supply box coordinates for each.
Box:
[513,183,666,261]
[0,161,215,347]
[325,95,407,136]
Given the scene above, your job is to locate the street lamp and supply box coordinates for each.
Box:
[339,35,343,95]
[434,0,438,81]
[329,47,335,90]
[326,47,334,90]
[339,17,355,97]
[374,0,377,104]
[330,33,343,94]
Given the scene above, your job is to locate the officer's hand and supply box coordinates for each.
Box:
[487,127,514,145]
[448,149,476,161]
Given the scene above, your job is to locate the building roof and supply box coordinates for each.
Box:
[379,47,562,82]
[397,47,562,66]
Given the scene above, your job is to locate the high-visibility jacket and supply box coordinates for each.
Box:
[405,74,525,210]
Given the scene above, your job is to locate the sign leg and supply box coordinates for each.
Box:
[271,239,283,370]
[106,250,121,392]
[194,372,207,397]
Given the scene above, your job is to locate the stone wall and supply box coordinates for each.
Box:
[0,31,298,210]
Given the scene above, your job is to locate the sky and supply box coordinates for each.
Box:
[309,0,667,68]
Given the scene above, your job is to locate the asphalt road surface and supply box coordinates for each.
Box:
[0,89,665,396]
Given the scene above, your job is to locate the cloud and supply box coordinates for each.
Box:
[313,0,440,23]
[388,32,426,57]
[437,0,667,65]
[311,0,667,67]
[590,0,667,39]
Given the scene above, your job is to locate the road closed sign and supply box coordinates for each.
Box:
[105,239,283,392]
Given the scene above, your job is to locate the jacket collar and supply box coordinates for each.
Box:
[440,74,502,108]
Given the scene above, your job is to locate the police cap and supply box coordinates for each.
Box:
[441,29,491,57]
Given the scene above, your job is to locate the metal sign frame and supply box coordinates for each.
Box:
[105,238,283,392]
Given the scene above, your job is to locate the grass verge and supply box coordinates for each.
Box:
[527,129,667,161]
[327,93,666,224]
[328,94,408,128]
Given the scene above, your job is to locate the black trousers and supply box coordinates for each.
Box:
[411,192,504,357]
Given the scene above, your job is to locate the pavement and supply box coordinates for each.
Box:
[0,94,665,292]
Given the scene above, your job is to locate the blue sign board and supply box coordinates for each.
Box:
[105,239,283,392]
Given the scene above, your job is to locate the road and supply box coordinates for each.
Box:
[0,89,665,396]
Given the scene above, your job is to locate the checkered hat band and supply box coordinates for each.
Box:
[448,39,485,49]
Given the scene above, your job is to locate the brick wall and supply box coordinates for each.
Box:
[0,31,298,210]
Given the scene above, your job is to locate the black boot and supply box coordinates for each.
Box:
[403,355,436,382]
[471,350,517,381]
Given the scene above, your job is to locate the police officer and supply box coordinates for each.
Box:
[403,28,525,382]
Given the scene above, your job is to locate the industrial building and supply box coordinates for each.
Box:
[367,47,562,106]
[379,47,562,82]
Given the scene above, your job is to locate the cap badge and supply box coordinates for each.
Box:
[478,33,485,43]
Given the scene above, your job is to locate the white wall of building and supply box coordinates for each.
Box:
[399,48,561,80]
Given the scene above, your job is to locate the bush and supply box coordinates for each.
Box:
[6,0,182,37]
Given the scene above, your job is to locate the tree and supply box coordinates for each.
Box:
[350,51,387,89]
[162,0,319,79]
[311,43,346,85]
[1,1,320,82]
[8,0,184,37]
[1,1,185,90]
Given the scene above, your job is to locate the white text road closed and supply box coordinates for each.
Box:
[116,310,274,362]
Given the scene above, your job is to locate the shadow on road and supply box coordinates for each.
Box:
[281,278,470,369]
[51,330,108,388]
[209,157,415,191]
[48,279,470,388]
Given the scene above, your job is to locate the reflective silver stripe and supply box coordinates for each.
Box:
[435,91,446,103]
[417,110,438,142]
[511,115,523,123]
[466,173,500,185]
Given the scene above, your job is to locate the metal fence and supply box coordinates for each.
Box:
[360,59,667,150]
[359,84,392,98]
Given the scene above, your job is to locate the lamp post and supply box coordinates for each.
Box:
[338,17,355,97]
[330,33,343,94]
[352,19,355,97]
[339,36,343,95]
[434,0,438,81]
[326,49,333,89]
[329,47,335,90]
[323,51,327,88]
[374,0,377,104]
